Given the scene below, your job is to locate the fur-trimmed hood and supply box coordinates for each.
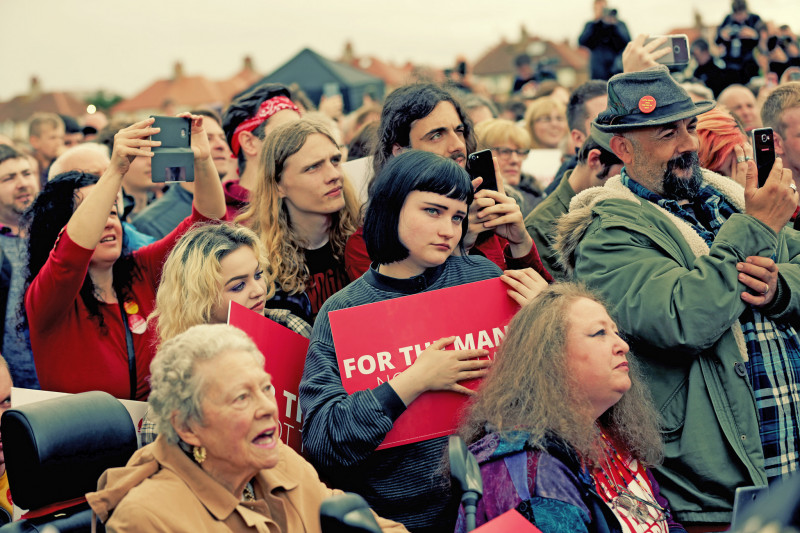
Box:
[554,169,745,277]
[553,168,750,361]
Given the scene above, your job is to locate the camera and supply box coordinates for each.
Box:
[727,23,742,39]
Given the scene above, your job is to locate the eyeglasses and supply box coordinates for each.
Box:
[534,115,566,124]
[492,147,530,158]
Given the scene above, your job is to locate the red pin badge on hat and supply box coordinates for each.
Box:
[639,95,656,114]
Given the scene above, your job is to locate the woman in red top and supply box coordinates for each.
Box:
[23,116,226,400]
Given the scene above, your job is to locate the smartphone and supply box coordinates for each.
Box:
[644,34,690,68]
[731,486,769,531]
[751,127,775,187]
[467,150,497,192]
[323,82,341,98]
[150,116,194,183]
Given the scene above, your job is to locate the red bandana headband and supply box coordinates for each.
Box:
[230,96,300,156]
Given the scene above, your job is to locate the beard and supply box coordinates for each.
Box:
[661,152,703,200]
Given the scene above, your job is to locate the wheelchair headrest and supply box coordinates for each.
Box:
[2,391,138,511]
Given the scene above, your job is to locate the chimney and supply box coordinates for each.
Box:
[694,9,703,29]
[173,62,184,80]
[342,41,355,63]
[29,76,41,98]
[244,56,254,71]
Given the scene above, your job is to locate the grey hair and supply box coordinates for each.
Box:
[148,324,265,444]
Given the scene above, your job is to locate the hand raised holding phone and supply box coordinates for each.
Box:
[742,144,797,234]
[150,114,200,182]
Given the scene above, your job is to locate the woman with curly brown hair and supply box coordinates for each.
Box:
[236,119,359,323]
[456,283,685,533]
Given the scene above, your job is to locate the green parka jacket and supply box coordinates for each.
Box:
[555,171,800,525]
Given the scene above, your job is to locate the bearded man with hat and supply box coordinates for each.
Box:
[556,65,800,530]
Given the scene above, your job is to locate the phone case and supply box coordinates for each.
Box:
[151,116,190,149]
[150,116,194,182]
[468,150,497,192]
[152,151,195,183]
[751,128,775,188]
[644,35,689,67]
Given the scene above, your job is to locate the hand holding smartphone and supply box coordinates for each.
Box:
[467,150,498,192]
[751,127,776,188]
[644,34,690,69]
[150,116,195,182]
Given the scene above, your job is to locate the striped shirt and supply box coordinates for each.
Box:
[299,255,502,532]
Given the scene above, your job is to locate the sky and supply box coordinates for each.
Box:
[1,0,799,102]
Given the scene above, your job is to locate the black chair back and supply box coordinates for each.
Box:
[0,391,138,533]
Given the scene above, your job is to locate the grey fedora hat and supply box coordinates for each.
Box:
[593,65,715,133]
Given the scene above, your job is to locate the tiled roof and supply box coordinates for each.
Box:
[0,91,87,122]
[347,57,415,88]
[113,59,261,114]
[113,75,226,113]
[218,67,261,101]
[473,36,588,77]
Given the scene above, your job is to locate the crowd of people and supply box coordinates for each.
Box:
[0,0,798,531]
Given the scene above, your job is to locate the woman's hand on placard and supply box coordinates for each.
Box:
[389,336,490,406]
[501,268,548,307]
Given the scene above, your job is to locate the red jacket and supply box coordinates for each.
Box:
[26,208,209,400]
[223,178,249,221]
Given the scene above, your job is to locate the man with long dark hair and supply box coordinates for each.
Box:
[345,83,552,282]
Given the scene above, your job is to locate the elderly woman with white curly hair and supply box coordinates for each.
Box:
[87,323,407,533]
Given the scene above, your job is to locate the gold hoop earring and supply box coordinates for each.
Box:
[193,445,206,464]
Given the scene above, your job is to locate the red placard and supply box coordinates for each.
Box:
[329,278,518,449]
[228,302,309,453]
[473,510,542,532]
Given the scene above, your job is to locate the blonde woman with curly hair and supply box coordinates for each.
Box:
[141,222,312,446]
[456,283,685,533]
[150,223,311,344]
[236,119,358,323]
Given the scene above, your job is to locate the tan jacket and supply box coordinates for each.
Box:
[86,436,408,533]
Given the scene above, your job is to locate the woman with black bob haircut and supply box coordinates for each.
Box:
[364,150,472,265]
[300,150,546,532]
[23,116,226,401]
